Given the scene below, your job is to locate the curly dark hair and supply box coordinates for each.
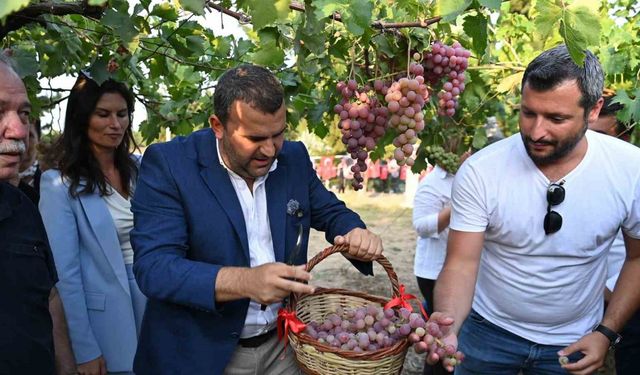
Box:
[55,73,138,197]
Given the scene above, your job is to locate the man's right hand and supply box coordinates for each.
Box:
[418,312,458,372]
[246,263,315,305]
[77,356,106,375]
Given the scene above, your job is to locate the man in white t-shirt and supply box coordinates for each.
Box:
[589,92,640,375]
[422,45,640,374]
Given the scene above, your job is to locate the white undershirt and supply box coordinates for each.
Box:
[216,138,280,338]
[102,187,134,265]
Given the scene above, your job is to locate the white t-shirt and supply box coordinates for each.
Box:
[606,233,625,291]
[413,165,453,280]
[450,131,640,346]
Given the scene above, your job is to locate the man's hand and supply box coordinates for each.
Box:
[77,356,106,375]
[558,332,609,375]
[246,263,315,305]
[334,228,383,261]
[421,312,458,372]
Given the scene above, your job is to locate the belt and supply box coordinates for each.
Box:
[237,329,277,348]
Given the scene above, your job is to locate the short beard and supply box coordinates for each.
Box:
[522,121,587,166]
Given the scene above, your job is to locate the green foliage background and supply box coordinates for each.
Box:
[2,0,638,171]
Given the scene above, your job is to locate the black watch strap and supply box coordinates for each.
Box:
[592,324,622,347]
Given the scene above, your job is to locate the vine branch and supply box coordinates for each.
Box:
[1,1,106,39]
[205,0,441,29]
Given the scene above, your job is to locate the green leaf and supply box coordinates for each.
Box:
[463,14,488,58]
[186,35,206,54]
[248,41,285,67]
[178,0,205,15]
[12,48,38,78]
[243,0,290,30]
[341,0,372,37]
[102,9,139,44]
[479,0,501,10]
[313,0,348,19]
[534,0,562,40]
[496,72,523,93]
[613,89,640,125]
[150,3,179,21]
[0,0,29,21]
[372,34,395,58]
[88,55,111,85]
[87,0,108,5]
[436,0,472,22]
[472,126,488,149]
[565,6,600,45]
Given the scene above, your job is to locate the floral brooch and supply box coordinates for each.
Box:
[287,199,304,218]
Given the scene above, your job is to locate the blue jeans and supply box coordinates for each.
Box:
[455,310,584,375]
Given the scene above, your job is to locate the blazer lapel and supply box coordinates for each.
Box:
[195,130,250,264]
[266,163,287,263]
[78,192,130,295]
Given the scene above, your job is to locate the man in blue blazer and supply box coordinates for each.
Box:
[131,64,384,374]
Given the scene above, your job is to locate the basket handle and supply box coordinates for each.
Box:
[305,243,401,298]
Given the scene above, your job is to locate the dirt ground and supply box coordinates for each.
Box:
[305,190,615,375]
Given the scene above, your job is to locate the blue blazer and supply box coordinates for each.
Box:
[39,169,142,372]
[131,128,372,374]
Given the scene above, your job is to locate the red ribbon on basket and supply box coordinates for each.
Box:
[384,284,429,319]
[277,308,307,347]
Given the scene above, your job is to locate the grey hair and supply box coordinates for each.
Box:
[521,45,604,113]
[0,53,20,78]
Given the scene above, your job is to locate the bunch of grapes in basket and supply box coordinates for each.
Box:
[302,304,464,368]
[334,80,390,190]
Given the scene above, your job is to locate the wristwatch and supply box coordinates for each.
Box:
[592,323,622,348]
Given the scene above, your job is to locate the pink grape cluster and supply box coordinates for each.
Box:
[410,320,465,368]
[334,80,389,190]
[385,62,428,167]
[302,304,464,369]
[423,41,470,117]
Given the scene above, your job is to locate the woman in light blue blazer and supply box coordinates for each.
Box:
[39,73,145,375]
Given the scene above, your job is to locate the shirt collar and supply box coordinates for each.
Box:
[215,138,278,183]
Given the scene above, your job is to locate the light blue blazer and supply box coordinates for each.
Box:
[39,169,142,372]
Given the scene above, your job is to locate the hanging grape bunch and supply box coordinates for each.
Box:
[334,79,390,190]
[423,41,470,117]
[423,145,461,174]
[302,305,464,368]
[385,55,429,167]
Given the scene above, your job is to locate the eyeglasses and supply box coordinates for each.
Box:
[544,182,565,235]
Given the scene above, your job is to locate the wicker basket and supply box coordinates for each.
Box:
[287,244,409,375]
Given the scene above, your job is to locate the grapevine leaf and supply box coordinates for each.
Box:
[496,72,523,93]
[472,126,488,150]
[313,0,348,19]
[534,0,562,40]
[478,0,501,10]
[12,48,38,78]
[565,6,601,46]
[0,0,29,22]
[178,0,205,15]
[102,9,139,44]
[462,14,488,58]
[244,0,291,30]
[248,41,285,67]
[436,0,472,23]
[342,0,373,37]
[614,89,640,125]
[87,0,108,5]
[150,3,179,20]
[372,34,395,58]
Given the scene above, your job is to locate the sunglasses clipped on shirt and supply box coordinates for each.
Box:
[543,181,565,235]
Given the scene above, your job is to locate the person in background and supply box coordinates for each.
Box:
[130,64,383,375]
[39,73,146,375]
[10,118,41,203]
[0,52,76,375]
[426,45,640,374]
[589,90,639,375]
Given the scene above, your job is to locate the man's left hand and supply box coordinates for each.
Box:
[558,332,609,375]
[334,228,383,261]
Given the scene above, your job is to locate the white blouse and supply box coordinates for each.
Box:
[103,187,134,265]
